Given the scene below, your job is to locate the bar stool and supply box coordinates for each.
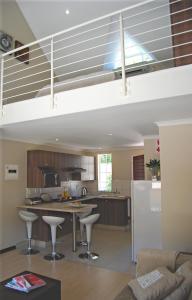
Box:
[19,210,39,255]
[76,207,92,246]
[79,213,100,260]
[42,216,65,261]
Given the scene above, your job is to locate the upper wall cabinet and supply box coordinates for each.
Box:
[27,150,61,188]
[81,156,95,181]
[27,150,95,187]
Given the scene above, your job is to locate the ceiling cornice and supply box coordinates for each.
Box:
[143,135,159,139]
[156,118,192,127]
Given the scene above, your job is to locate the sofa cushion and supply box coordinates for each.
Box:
[136,249,179,277]
[128,267,184,300]
[113,285,136,300]
[165,261,192,300]
[176,253,192,270]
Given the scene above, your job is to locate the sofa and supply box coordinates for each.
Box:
[114,249,192,300]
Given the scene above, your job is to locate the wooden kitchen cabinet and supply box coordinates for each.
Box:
[27,150,95,187]
[30,209,73,241]
[27,150,62,188]
[86,197,128,226]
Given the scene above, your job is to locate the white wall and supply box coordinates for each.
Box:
[1,64,192,125]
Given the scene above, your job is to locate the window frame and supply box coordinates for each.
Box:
[97,153,112,192]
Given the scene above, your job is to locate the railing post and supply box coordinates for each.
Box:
[0,56,4,116]
[50,37,54,108]
[119,13,127,96]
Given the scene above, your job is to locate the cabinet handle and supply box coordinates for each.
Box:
[54,174,58,186]
[43,174,46,187]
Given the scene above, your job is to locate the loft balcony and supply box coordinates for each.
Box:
[0,0,191,126]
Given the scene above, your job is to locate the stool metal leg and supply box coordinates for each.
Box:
[21,221,39,255]
[44,224,64,261]
[79,224,99,261]
[77,223,88,247]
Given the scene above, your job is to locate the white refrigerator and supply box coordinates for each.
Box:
[131,180,162,262]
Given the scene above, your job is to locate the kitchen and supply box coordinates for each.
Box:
[0,138,149,272]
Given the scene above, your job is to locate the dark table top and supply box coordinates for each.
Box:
[0,271,61,300]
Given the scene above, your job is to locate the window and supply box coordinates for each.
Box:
[113,32,154,69]
[104,32,154,70]
[98,153,112,192]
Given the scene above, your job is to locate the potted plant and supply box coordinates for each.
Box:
[146,159,160,181]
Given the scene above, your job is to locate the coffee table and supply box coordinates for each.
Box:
[0,271,61,300]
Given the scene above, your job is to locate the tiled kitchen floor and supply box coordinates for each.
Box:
[0,228,134,300]
[42,227,136,275]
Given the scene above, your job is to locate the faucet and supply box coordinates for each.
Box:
[114,188,120,194]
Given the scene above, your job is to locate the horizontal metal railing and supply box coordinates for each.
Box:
[0,0,191,113]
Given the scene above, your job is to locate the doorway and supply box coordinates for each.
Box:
[133,155,145,180]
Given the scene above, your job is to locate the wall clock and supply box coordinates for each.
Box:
[0,32,13,52]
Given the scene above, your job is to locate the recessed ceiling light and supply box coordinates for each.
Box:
[55,138,59,142]
[65,9,70,15]
[107,133,113,136]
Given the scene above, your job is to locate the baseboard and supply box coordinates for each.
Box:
[94,224,129,231]
[0,245,16,254]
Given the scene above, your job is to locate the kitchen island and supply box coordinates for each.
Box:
[17,195,129,251]
[17,202,97,252]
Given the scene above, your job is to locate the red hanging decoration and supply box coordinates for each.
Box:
[156,139,160,153]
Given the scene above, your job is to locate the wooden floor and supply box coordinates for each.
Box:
[0,249,133,300]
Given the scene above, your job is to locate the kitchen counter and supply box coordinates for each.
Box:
[74,195,129,201]
[17,195,129,250]
[17,202,97,252]
[18,202,97,213]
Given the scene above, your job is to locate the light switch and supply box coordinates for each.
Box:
[5,164,19,180]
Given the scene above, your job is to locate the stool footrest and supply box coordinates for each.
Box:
[79,252,99,260]
[76,241,88,247]
[44,253,65,261]
[21,248,39,255]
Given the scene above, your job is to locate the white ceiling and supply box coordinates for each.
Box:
[16,0,144,40]
[2,0,189,150]
[16,0,172,78]
[1,95,192,150]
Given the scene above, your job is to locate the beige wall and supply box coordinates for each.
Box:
[0,139,84,250]
[112,148,144,180]
[160,124,192,252]
[85,148,144,196]
[1,0,50,103]
[144,138,160,180]
[89,148,144,180]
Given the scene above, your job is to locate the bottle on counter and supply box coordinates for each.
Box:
[63,187,70,200]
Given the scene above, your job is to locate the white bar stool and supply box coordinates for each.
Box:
[42,216,65,261]
[76,207,92,246]
[79,213,100,260]
[19,210,39,255]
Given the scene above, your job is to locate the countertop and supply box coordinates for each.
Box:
[19,195,129,212]
[17,202,97,213]
[78,195,129,201]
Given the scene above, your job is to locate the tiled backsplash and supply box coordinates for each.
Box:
[83,179,131,197]
[26,181,83,199]
[26,180,131,198]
